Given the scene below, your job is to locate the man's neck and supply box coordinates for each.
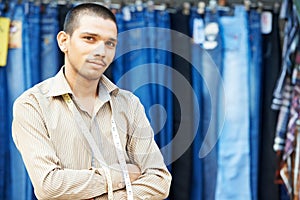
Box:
[64,67,100,116]
[64,67,99,99]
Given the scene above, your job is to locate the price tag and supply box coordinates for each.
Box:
[9,20,22,49]
[0,17,10,67]
[122,6,131,21]
[261,11,272,34]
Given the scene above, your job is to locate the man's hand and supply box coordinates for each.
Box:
[127,164,141,182]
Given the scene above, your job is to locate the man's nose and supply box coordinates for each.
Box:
[93,41,106,57]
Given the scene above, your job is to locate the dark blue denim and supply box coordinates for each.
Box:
[0,3,8,196]
[40,3,60,81]
[201,8,223,200]
[112,7,173,166]
[145,8,157,105]
[248,9,262,200]
[24,1,41,87]
[111,11,125,83]
[153,9,173,166]
[190,6,204,200]
[0,67,8,200]
[0,3,7,199]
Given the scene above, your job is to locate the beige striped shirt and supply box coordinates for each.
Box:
[12,67,171,200]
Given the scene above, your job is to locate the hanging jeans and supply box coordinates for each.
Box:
[259,10,281,200]
[248,9,262,200]
[5,2,33,200]
[40,3,60,81]
[216,5,251,199]
[201,8,223,200]
[0,2,8,195]
[0,3,8,199]
[190,7,204,200]
[24,1,41,87]
[153,10,173,166]
[169,10,193,200]
[0,67,8,200]
[111,11,125,83]
[114,7,173,165]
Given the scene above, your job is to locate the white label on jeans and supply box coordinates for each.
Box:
[123,7,131,21]
[193,18,205,44]
[261,11,272,34]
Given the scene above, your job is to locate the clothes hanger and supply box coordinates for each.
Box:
[182,1,190,15]
[197,1,206,14]
[135,0,143,12]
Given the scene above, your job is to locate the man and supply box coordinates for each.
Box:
[12,3,171,199]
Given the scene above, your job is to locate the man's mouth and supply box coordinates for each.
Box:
[87,59,107,67]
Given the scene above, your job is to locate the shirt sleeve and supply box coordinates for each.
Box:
[126,94,172,200]
[12,95,124,199]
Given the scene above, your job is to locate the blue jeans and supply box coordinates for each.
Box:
[24,1,41,87]
[154,10,173,166]
[248,9,262,200]
[111,11,125,83]
[201,8,223,200]
[216,5,251,199]
[5,2,32,200]
[0,67,8,200]
[40,3,60,81]
[0,3,8,196]
[0,3,6,199]
[190,7,204,200]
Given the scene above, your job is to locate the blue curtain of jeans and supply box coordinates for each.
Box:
[112,7,173,166]
[248,9,263,200]
[215,5,251,199]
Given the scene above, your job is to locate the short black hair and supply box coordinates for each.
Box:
[63,3,117,36]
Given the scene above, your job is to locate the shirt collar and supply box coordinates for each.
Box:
[45,66,119,98]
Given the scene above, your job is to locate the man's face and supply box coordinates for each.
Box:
[64,15,118,80]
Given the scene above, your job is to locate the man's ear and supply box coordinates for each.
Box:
[57,31,69,53]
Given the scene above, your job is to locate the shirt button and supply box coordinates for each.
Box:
[118,182,124,188]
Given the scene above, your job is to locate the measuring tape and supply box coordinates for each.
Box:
[111,117,133,200]
[62,93,133,199]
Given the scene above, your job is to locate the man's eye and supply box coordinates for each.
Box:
[105,41,116,48]
[83,36,94,41]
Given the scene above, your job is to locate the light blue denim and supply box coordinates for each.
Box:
[216,5,251,200]
[5,2,32,200]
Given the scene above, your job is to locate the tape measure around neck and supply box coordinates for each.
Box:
[62,93,133,200]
